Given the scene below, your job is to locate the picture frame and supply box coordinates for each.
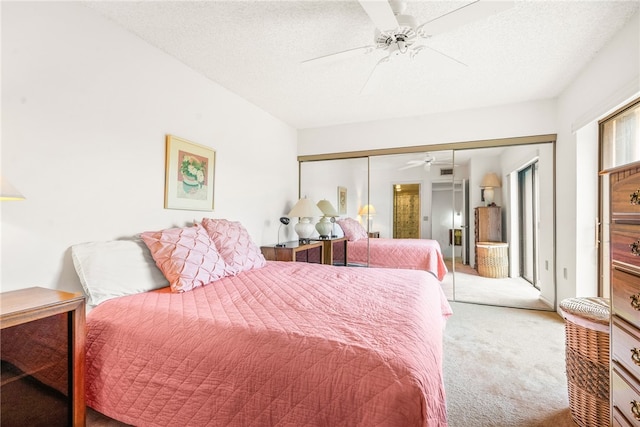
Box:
[164,135,215,211]
[337,186,347,215]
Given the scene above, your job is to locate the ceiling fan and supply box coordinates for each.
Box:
[303,0,513,91]
[399,153,455,171]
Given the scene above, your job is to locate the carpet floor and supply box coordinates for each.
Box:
[444,301,578,427]
[441,260,551,311]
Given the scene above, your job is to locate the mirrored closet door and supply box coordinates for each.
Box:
[299,137,556,311]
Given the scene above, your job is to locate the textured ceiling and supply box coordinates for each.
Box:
[84,1,639,129]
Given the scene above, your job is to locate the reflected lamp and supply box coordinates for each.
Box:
[358,204,376,231]
[316,199,339,239]
[480,173,501,206]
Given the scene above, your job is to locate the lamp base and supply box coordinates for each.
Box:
[298,238,311,245]
[294,218,315,243]
[275,243,286,247]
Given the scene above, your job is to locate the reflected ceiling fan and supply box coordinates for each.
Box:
[303,0,513,91]
[399,153,456,171]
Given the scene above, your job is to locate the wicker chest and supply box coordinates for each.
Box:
[606,161,640,427]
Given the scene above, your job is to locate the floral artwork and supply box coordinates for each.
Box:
[179,151,207,199]
[165,135,215,211]
[338,186,347,214]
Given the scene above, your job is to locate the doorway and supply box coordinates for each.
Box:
[393,183,420,238]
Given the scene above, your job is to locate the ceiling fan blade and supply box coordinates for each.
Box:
[399,162,424,171]
[424,45,468,67]
[301,45,376,66]
[417,0,514,38]
[360,54,390,95]
[358,0,399,31]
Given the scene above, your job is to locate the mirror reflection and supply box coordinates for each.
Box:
[299,141,555,311]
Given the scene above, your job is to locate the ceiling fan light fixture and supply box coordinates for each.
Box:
[397,39,407,53]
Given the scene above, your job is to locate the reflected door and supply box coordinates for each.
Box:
[519,162,539,286]
[393,184,420,238]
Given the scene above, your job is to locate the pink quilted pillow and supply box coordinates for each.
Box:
[337,217,368,241]
[201,218,266,273]
[140,224,230,293]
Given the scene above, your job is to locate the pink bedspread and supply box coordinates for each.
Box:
[347,238,448,280]
[86,262,452,427]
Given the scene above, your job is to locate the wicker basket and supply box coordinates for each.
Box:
[559,297,610,427]
[476,242,508,278]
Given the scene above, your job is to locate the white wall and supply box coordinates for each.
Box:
[555,11,640,305]
[299,99,557,155]
[0,3,299,294]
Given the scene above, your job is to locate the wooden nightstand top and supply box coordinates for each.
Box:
[261,241,324,263]
[263,240,323,250]
[1,287,85,329]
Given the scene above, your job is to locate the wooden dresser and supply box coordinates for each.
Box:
[474,206,502,268]
[606,161,640,426]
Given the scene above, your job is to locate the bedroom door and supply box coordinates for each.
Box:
[393,183,420,238]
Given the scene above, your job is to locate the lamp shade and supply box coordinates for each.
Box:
[0,176,25,201]
[358,204,376,216]
[480,173,501,188]
[317,199,339,217]
[288,197,323,218]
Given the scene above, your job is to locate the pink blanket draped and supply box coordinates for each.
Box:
[346,238,448,280]
[86,262,452,427]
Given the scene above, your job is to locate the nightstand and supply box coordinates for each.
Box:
[0,287,86,426]
[261,241,324,263]
[311,236,348,266]
[368,231,380,238]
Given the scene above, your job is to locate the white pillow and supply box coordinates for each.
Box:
[71,239,169,306]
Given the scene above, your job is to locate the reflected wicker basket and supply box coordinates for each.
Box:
[476,242,508,278]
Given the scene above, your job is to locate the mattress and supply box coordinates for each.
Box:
[86,261,452,426]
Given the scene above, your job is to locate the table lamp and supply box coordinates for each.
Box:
[0,176,25,201]
[276,216,290,247]
[288,197,323,244]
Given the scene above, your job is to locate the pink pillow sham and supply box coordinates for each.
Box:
[337,217,368,241]
[140,224,230,293]
[201,218,266,273]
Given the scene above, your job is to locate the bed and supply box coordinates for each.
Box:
[72,219,452,427]
[337,218,448,280]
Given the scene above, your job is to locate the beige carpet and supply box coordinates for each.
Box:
[444,301,578,427]
[441,260,551,311]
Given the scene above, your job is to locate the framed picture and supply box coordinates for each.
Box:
[164,135,215,211]
[337,186,347,214]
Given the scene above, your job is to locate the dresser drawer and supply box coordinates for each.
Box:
[613,316,640,378]
[613,267,640,328]
[612,224,640,269]
[612,171,640,221]
[616,406,636,427]
[612,367,640,426]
